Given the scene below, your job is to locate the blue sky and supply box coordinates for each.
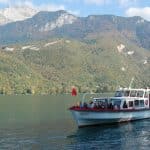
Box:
[0,0,150,20]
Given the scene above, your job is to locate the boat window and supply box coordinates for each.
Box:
[139,100,144,107]
[94,98,108,103]
[111,99,121,105]
[130,90,137,97]
[144,92,148,98]
[137,91,144,97]
[129,101,133,107]
[134,100,139,107]
[124,90,130,97]
[134,100,144,107]
[115,91,123,97]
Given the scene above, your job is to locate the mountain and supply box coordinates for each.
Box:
[0,6,38,25]
[0,10,149,94]
[0,10,150,50]
[0,10,77,44]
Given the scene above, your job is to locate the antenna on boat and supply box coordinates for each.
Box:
[129,77,134,89]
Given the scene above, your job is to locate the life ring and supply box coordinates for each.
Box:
[145,100,148,105]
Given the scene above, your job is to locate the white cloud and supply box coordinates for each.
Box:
[0,0,33,7]
[68,10,80,16]
[118,0,137,7]
[12,0,34,7]
[0,0,81,17]
[83,0,138,6]
[36,4,65,12]
[63,0,75,2]
[126,7,150,21]
[0,0,66,12]
[0,0,9,4]
[84,0,109,5]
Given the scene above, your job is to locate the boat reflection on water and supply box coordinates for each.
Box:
[66,119,150,150]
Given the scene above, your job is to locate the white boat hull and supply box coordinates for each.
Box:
[70,109,150,127]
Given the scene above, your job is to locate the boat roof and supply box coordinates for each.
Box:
[117,88,150,92]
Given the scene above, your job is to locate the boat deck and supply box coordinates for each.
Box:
[70,106,150,112]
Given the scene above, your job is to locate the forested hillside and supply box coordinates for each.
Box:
[0,37,149,94]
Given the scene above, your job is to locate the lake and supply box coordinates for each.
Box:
[0,94,150,149]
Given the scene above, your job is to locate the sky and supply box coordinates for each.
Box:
[0,0,150,20]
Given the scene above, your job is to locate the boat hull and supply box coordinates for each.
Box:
[70,109,150,127]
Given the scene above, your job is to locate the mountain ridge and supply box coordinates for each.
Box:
[0,10,149,50]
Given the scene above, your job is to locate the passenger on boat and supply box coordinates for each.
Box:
[123,101,128,108]
[93,103,97,109]
[108,102,113,109]
[98,101,103,109]
[113,104,120,110]
[93,102,101,109]
[79,101,82,108]
[76,101,80,107]
[83,102,88,108]
[88,101,94,108]
[101,102,105,109]
[113,105,119,110]
[77,101,83,108]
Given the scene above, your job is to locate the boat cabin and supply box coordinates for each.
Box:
[114,88,150,98]
[92,88,150,110]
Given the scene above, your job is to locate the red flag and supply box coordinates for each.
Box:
[71,87,77,96]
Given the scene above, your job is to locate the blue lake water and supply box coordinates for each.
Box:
[0,95,150,149]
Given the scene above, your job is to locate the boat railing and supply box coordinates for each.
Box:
[81,92,113,105]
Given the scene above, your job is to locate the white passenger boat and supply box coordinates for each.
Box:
[69,88,150,127]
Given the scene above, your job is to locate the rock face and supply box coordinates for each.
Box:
[117,44,125,53]
[39,13,77,32]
